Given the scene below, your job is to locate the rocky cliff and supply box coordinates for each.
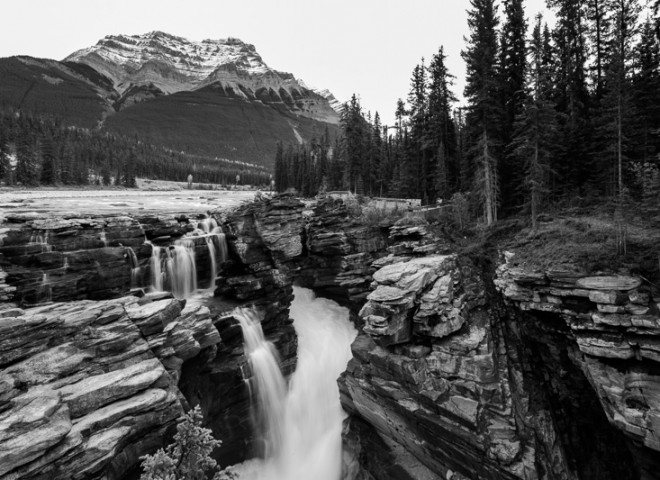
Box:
[3,194,660,480]
[0,293,219,479]
[0,212,214,306]
[0,195,304,476]
[306,205,653,480]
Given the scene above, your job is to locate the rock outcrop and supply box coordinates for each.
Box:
[0,212,218,305]
[496,253,660,479]
[339,219,641,480]
[0,293,220,480]
[298,198,389,304]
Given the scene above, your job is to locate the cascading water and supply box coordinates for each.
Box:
[28,231,52,253]
[235,286,357,480]
[147,226,227,297]
[165,239,198,298]
[235,308,288,459]
[147,242,164,291]
[206,228,228,289]
[197,217,218,234]
[125,247,140,288]
[39,273,52,303]
[147,239,197,298]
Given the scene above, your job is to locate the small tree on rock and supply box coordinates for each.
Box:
[140,406,236,480]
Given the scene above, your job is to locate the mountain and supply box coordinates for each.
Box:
[0,32,340,169]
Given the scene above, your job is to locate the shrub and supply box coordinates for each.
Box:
[139,406,237,480]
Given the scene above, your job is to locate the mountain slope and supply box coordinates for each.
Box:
[0,56,114,128]
[65,31,339,124]
[0,31,340,170]
[104,86,334,168]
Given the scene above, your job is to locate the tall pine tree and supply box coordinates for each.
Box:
[463,0,501,225]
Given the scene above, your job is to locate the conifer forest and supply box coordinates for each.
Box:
[276,0,660,228]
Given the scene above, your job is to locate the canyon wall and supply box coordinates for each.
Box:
[2,194,660,480]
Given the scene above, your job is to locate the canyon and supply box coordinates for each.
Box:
[0,191,658,479]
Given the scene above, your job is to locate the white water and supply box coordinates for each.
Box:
[40,273,52,302]
[235,286,357,480]
[28,231,52,253]
[147,229,227,298]
[126,247,141,288]
[206,228,227,289]
[166,239,198,298]
[235,309,288,459]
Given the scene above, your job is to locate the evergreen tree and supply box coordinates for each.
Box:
[512,15,560,230]
[15,126,39,186]
[426,46,458,200]
[40,134,58,184]
[586,0,611,99]
[631,17,660,171]
[547,0,591,195]
[274,141,285,192]
[407,60,429,201]
[498,0,527,212]
[340,95,367,192]
[462,0,501,225]
[0,129,11,183]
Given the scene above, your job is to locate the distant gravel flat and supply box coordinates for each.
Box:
[0,189,256,216]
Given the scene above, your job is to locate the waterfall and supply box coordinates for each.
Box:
[235,308,287,459]
[235,287,357,480]
[206,229,227,289]
[197,217,218,233]
[148,242,164,291]
[28,231,52,253]
[146,226,225,297]
[100,230,108,247]
[147,239,197,298]
[165,239,197,298]
[39,273,52,303]
[126,247,140,288]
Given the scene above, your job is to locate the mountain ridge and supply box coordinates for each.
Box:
[0,31,342,170]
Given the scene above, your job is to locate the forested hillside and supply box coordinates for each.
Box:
[276,0,660,230]
[0,108,271,187]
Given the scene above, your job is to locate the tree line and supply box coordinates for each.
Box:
[0,108,272,188]
[275,0,660,228]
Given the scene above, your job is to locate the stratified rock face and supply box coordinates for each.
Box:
[0,294,220,480]
[339,218,642,480]
[496,253,660,479]
[298,198,390,304]
[361,255,483,345]
[0,213,214,305]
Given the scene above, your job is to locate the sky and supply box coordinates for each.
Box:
[0,0,552,125]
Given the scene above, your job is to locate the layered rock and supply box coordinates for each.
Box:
[496,253,660,479]
[298,197,389,304]
[0,293,220,480]
[340,219,641,480]
[0,212,219,304]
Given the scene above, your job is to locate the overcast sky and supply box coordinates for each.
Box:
[0,0,551,125]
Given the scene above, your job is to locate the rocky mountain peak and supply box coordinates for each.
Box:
[63,31,340,124]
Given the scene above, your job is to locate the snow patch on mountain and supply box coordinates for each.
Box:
[299,79,343,114]
[65,31,340,124]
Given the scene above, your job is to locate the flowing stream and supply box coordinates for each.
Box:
[235,286,357,480]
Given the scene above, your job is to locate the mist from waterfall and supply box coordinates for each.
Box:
[235,286,357,480]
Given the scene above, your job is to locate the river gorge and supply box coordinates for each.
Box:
[0,191,658,480]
